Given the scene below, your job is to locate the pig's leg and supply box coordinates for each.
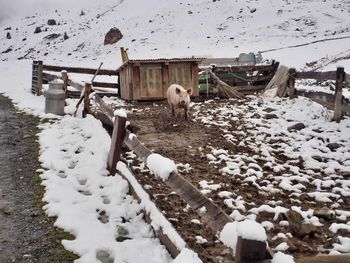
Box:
[184,106,189,120]
[170,105,175,116]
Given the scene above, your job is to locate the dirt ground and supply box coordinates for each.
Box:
[122,98,350,262]
[0,94,77,263]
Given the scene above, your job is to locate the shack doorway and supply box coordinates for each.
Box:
[140,64,163,99]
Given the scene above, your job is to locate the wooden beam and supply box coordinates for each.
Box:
[199,64,277,73]
[345,73,350,83]
[295,71,336,81]
[42,64,118,75]
[334,67,345,123]
[296,253,350,263]
[107,116,126,175]
[235,237,267,263]
[288,68,296,99]
[61,70,68,95]
[83,83,92,115]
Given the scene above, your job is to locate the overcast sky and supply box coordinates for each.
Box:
[0,0,115,23]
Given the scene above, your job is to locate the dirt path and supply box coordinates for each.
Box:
[123,99,350,261]
[0,94,77,263]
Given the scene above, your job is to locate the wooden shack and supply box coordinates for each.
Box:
[117,56,203,101]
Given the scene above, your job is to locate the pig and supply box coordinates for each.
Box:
[166,84,193,119]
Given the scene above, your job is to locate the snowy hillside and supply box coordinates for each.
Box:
[1,0,350,69]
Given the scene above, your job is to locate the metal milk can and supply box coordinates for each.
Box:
[45,80,65,115]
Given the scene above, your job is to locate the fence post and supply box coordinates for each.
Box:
[235,237,268,263]
[288,68,296,99]
[107,115,126,175]
[334,67,345,123]
[61,70,68,96]
[31,60,43,95]
[83,82,92,115]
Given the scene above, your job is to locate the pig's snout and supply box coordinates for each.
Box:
[179,100,186,107]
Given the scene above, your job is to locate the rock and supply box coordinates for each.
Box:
[287,123,305,132]
[314,208,335,221]
[250,8,257,13]
[286,209,317,237]
[96,250,114,263]
[44,33,61,40]
[63,32,69,40]
[264,113,278,119]
[104,27,123,45]
[2,47,13,54]
[5,27,11,30]
[6,32,11,39]
[327,143,342,152]
[312,155,322,162]
[34,26,42,34]
[263,107,276,113]
[47,19,57,26]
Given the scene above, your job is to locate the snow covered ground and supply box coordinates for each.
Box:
[0,0,349,262]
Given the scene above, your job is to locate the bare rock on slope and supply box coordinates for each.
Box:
[104,27,123,45]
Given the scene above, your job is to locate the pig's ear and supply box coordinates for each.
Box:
[187,87,193,96]
[175,87,181,94]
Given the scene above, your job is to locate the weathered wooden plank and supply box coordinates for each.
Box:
[42,64,118,76]
[83,83,92,114]
[235,85,266,94]
[345,73,350,83]
[295,71,336,81]
[166,172,232,233]
[334,67,345,123]
[296,253,350,263]
[288,68,296,99]
[108,116,126,175]
[235,237,267,263]
[92,94,114,120]
[92,81,119,89]
[199,64,276,73]
[192,63,199,97]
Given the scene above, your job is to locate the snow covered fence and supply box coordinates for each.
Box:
[31,60,119,98]
[288,66,348,123]
[105,114,274,261]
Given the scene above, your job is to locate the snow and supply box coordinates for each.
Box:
[172,248,202,263]
[1,0,350,260]
[38,115,172,262]
[114,109,127,118]
[272,252,295,263]
[236,220,267,242]
[275,242,289,251]
[219,220,266,254]
[147,153,177,181]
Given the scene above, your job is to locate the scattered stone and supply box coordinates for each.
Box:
[327,143,342,152]
[312,155,322,162]
[287,123,305,132]
[96,250,114,263]
[44,33,61,40]
[264,113,278,119]
[286,209,317,238]
[2,47,12,54]
[80,10,85,16]
[5,27,11,30]
[22,38,27,41]
[47,19,56,26]
[104,27,123,45]
[314,208,335,221]
[6,32,11,39]
[262,107,276,113]
[63,32,69,40]
[188,10,193,14]
[22,254,33,260]
[250,8,257,13]
[34,26,42,34]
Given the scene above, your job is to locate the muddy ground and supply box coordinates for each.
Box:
[120,98,350,262]
[0,94,77,263]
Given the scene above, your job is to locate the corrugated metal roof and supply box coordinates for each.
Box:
[117,57,205,71]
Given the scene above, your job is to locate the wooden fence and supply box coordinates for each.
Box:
[31,60,119,98]
[81,96,350,262]
[287,67,350,123]
[198,61,279,95]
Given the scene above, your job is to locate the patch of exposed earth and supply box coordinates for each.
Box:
[119,97,350,261]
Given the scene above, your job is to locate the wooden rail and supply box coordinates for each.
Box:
[33,61,120,99]
[288,67,348,123]
[42,64,118,76]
